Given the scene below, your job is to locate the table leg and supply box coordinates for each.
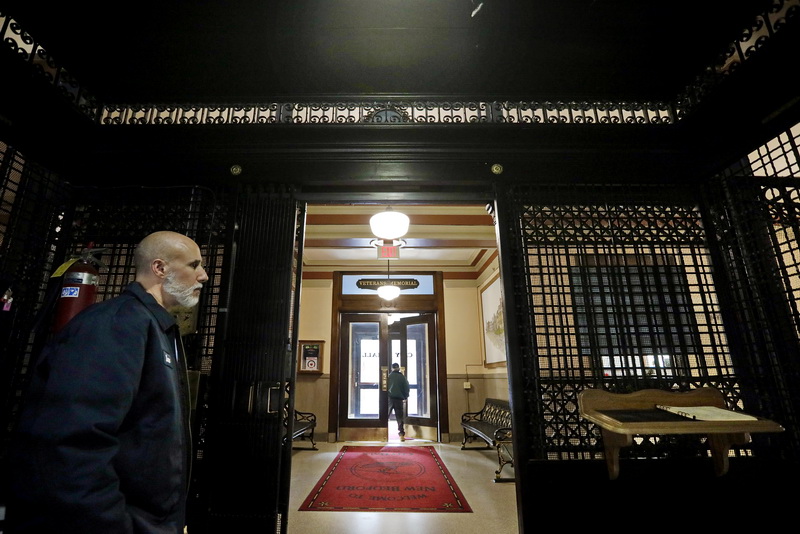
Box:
[707,432,750,476]
[601,429,632,480]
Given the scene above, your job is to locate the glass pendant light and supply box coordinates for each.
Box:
[369,206,410,240]
[377,284,400,300]
[377,259,400,300]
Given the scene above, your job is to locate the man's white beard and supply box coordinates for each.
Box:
[164,272,201,308]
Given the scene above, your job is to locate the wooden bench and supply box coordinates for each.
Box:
[578,387,784,480]
[461,398,514,482]
[292,409,317,450]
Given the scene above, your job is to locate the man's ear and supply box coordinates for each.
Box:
[151,258,168,279]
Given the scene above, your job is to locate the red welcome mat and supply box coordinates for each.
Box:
[299,445,472,512]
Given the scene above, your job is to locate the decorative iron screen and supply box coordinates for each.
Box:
[62,185,227,374]
[570,253,702,380]
[703,121,800,456]
[4,2,798,126]
[0,142,71,436]
[743,122,800,178]
[0,177,228,455]
[504,184,740,462]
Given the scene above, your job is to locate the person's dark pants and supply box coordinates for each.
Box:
[388,397,405,435]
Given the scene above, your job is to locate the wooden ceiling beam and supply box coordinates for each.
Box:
[303,238,497,248]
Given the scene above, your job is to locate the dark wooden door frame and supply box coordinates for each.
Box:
[328,271,449,441]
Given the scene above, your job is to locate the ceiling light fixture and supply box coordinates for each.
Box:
[369,206,410,241]
[377,260,401,301]
[377,284,400,301]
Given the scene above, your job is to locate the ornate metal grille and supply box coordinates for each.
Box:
[56,185,229,504]
[676,0,799,117]
[3,2,798,126]
[97,100,677,126]
[0,11,99,120]
[701,176,800,459]
[0,142,71,437]
[0,171,230,513]
[503,184,740,462]
[699,121,800,457]
[763,185,800,339]
[63,185,227,374]
[739,122,800,178]
[198,185,299,528]
[570,254,703,381]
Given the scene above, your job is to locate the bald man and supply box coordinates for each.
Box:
[7,231,208,534]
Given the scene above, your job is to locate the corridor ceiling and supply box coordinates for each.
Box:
[4,1,770,104]
[303,204,498,275]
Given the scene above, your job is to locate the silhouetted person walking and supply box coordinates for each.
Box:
[387,362,410,441]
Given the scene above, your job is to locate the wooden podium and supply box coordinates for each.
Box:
[578,387,785,480]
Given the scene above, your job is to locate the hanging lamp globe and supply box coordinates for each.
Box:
[377,284,401,300]
[369,207,410,240]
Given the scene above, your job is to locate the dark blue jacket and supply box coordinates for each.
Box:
[6,282,192,533]
[387,369,410,400]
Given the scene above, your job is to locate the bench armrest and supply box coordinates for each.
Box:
[295,410,317,423]
[493,427,513,442]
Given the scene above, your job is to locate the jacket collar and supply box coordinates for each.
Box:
[124,282,178,332]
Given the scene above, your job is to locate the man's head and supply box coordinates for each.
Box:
[135,231,208,309]
[392,363,400,370]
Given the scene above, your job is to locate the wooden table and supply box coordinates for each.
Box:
[578,388,785,480]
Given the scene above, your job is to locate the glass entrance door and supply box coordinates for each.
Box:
[339,314,388,440]
[390,314,436,430]
[338,313,438,441]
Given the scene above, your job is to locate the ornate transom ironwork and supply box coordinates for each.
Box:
[2,1,797,126]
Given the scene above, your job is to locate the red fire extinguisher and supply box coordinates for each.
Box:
[51,247,107,333]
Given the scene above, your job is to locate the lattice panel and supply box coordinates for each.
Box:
[522,203,706,245]
[0,143,71,435]
[504,184,740,461]
[746,123,800,178]
[6,1,797,129]
[705,175,800,457]
[764,186,800,341]
[530,247,733,381]
[677,0,800,117]
[64,186,227,374]
[98,100,678,126]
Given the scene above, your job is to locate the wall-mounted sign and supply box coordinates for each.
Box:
[356,278,420,291]
[298,341,324,374]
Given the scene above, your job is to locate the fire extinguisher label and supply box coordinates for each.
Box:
[63,273,100,285]
[61,287,81,298]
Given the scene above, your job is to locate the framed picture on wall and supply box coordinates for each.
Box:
[298,340,324,374]
[480,273,506,368]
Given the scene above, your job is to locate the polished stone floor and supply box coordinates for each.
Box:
[286,437,519,534]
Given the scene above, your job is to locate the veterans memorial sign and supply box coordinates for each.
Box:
[357,278,419,291]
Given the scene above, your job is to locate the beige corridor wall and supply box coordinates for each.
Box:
[443,276,510,442]
[295,274,509,443]
[294,280,333,437]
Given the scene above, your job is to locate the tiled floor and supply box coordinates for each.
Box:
[286,438,519,534]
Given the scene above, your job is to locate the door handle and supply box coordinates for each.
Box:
[247,380,281,416]
[265,383,281,415]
